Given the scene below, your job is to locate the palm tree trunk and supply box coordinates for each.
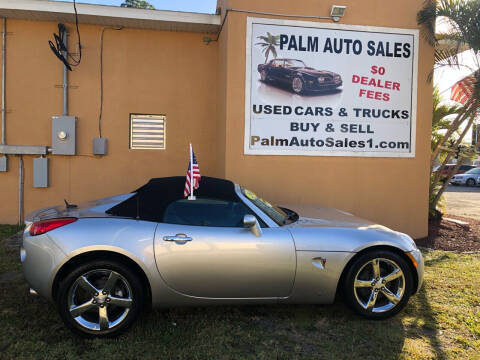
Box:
[430,101,475,171]
[432,158,465,209]
[430,108,478,210]
[431,102,478,185]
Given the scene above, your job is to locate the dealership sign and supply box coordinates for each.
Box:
[244,17,419,157]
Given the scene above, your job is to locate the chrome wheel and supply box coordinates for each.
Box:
[353,258,405,313]
[67,269,133,331]
[292,77,303,93]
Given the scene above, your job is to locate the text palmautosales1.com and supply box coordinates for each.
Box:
[250,136,410,150]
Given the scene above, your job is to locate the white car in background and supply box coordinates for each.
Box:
[450,167,480,186]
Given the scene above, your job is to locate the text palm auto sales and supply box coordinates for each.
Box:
[279,35,411,58]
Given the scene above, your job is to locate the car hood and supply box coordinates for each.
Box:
[282,204,388,230]
[296,68,337,78]
[24,193,135,225]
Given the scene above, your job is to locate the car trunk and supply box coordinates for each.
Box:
[24,193,135,226]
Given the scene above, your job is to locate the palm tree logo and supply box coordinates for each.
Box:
[256,32,280,64]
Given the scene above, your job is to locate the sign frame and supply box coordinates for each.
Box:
[244,17,419,158]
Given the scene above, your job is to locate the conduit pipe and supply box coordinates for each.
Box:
[1,18,6,144]
[208,8,336,43]
[62,28,68,116]
[18,155,23,224]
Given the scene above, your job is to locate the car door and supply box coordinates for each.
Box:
[153,197,296,299]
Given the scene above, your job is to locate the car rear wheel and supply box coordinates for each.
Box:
[292,76,305,94]
[343,250,413,319]
[56,259,144,337]
[466,178,476,186]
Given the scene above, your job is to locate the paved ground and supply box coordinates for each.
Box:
[444,185,480,220]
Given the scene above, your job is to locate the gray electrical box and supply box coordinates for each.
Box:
[93,137,107,155]
[0,155,7,172]
[33,157,49,188]
[52,116,76,155]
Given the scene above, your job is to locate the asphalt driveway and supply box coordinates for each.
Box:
[444,185,480,220]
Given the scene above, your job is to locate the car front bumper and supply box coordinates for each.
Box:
[450,178,466,185]
[306,80,342,91]
[409,248,424,294]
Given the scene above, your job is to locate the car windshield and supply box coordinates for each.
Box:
[285,59,306,68]
[241,187,289,226]
[465,168,480,174]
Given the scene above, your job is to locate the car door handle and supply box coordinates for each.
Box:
[163,233,192,242]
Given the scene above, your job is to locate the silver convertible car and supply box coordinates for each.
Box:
[21,177,424,337]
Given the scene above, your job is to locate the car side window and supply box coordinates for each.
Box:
[162,198,264,227]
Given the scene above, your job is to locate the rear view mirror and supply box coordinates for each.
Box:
[243,214,262,237]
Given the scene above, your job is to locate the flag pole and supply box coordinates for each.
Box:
[188,143,195,200]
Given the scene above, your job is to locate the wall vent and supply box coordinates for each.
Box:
[129,114,166,150]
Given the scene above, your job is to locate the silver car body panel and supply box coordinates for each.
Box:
[282,250,354,304]
[22,218,160,302]
[21,228,67,299]
[153,224,296,299]
[21,183,424,308]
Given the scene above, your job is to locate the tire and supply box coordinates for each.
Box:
[292,76,305,94]
[343,250,413,320]
[56,259,145,337]
[466,178,476,187]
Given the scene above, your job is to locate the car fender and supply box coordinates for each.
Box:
[35,218,165,302]
[283,227,419,304]
[288,226,416,253]
[50,244,155,295]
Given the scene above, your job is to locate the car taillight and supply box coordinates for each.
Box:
[29,218,77,236]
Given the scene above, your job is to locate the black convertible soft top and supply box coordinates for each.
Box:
[106,176,239,222]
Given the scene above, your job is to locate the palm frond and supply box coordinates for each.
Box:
[270,46,278,58]
[434,47,462,68]
[417,0,437,46]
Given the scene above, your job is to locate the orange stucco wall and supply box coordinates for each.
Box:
[0,0,433,238]
[0,19,219,224]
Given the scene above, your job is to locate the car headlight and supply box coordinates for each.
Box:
[317,77,326,83]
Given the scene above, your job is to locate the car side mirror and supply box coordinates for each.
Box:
[243,214,262,237]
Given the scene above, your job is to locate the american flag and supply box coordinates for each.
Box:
[184,147,201,197]
[450,73,477,104]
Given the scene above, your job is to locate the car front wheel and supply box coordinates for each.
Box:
[466,178,476,186]
[343,250,413,319]
[292,76,305,94]
[56,259,145,337]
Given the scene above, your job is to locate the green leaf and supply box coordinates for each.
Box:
[270,46,278,58]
